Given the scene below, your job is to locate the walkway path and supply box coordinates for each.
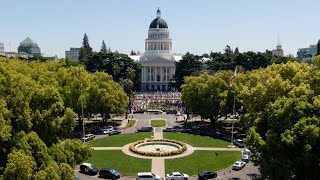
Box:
[151,127,165,178]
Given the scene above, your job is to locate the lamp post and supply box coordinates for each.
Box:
[79,67,85,142]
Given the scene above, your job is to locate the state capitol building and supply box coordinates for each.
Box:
[132,8,180,92]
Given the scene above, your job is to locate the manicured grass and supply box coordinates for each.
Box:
[89,132,152,147]
[164,132,230,147]
[165,150,241,175]
[126,120,136,128]
[150,120,166,127]
[88,150,151,176]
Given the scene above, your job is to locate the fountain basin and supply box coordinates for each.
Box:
[129,139,187,156]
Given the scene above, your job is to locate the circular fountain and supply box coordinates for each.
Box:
[129,139,187,156]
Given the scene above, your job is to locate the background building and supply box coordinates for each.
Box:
[0,42,4,56]
[18,37,41,56]
[65,48,80,61]
[297,44,317,62]
[272,43,284,57]
[139,8,176,92]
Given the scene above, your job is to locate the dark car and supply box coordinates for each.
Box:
[137,126,153,132]
[80,163,98,175]
[198,170,217,179]
[133,109,145,114]
[99,168,121,179]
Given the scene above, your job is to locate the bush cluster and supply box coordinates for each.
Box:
[129,139,187,156]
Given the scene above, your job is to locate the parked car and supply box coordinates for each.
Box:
[163,127,174,132]
[109,129,121,135]
[133,109,145,114]
[232,161,246,170]
[242,154,250,162]
[233,139,245,148]
[166,172,189,180]
[74,177,80,180]
[137,127,153,132]
[99,168,121,179]
[79,163,98,175]
[136,172,160,180]
[198,170,217,179]
[81,134,95,142]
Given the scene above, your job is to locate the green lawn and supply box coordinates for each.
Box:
[166,150,241,175]
[126,120,136,128]
[150,120,166,127]
[89,132,152,147]
[163,132,230,147]
[88,150,151,176]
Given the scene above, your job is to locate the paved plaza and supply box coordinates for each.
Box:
[74,114,261,180]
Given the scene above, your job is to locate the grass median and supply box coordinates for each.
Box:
[164,132,230,147]
[150,120,166,127]
[89,132,152,147]
[88,150,151,176]
[165,150,241,175]
[126,120,136,128]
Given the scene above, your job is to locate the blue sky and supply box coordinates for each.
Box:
[1,0,319,58]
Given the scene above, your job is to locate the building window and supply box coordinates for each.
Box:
[162,85,166,91]
[163,75,166,81]
[157,75,160,81]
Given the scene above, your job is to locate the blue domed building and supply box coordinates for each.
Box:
[18,37,41,56]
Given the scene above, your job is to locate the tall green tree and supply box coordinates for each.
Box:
[181,72,231,126]
[174,52,204,91]
[317,39,320,56]
[100,40,107,53]
[238,62,320,179]
[79,33,93,62]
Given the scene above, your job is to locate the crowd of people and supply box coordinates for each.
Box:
[131,92,184,112]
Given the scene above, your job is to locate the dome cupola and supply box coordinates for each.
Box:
[149,8,168,29]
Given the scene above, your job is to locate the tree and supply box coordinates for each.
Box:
[0,57,129,178]
[174,52,204,91]
[79,33,92,62]
[238,62,320,179]
[181,72,231,126]
[100,40,107,53]
[317,39,320,56]
[234,47,239,55]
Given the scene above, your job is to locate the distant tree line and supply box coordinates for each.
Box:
[78,33,142,92]
[172,46,298,91]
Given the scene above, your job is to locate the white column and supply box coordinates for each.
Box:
[160,67,163,82]
[155,67,157,82]
[142,67,144,82]
[149,67,151,82]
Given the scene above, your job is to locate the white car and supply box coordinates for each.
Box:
[81,134,95,142]
[242,154,250,162]
[136,172,160,180]
[102,126,114,134]
[166,172,189,180]
[232,160,246,170]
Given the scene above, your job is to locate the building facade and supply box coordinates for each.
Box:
[65,48,80,61]
[272,44,284,57]
[139,8,175,92]
[0,42,4,56]
[18,37,41,56]
[297,44,317,62]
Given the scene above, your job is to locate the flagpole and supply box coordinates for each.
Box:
[230,65,237,146]
[231,89,236,145]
